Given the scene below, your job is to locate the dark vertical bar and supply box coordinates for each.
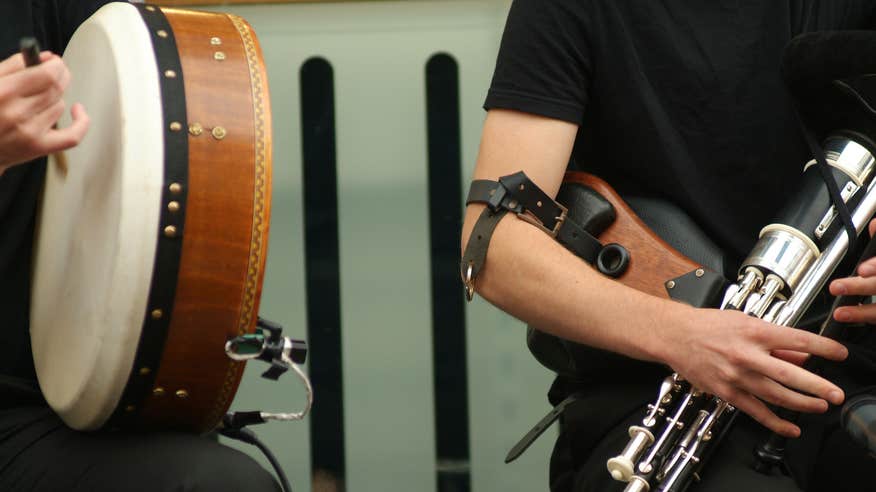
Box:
[426,53,471,492]
[300,57,346,491]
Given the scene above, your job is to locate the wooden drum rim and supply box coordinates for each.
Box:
[131,6,273,432]
[32,3,273,433]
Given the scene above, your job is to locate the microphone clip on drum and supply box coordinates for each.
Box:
[224,316,313,425]
[226,316,308,379]
[222,317,310,492]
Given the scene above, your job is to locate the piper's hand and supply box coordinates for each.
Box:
[662,306,848,438]
[0,51,89,173]
[830,219,876,323]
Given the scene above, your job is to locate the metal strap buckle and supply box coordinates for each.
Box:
[517,203,568,238]
[462,262,475,301]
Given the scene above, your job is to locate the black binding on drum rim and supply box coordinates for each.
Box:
[106,3,190,429]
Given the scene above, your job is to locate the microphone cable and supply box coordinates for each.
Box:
[220,425,293,492]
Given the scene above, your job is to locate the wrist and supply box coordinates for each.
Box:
[640,298,693,366]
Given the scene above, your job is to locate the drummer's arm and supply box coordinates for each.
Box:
[0,51,89,172]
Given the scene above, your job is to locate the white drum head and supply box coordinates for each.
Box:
[30,3,164,430]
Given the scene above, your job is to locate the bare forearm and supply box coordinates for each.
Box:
[463,110,850,436]
[462,203,681,364]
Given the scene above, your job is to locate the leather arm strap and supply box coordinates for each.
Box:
[461,172,612,300]
[504,391,584,463]
[460,207,508,301]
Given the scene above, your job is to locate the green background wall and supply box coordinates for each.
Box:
[188,2,556,490]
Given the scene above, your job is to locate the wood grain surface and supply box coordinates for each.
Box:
[137,7,273,432]
[155,0,369,6]
[564,172,700,300]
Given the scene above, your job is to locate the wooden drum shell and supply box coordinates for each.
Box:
[30,4,275,432]
[135,8,273,432]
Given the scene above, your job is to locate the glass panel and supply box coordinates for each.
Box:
[213,2,555,491]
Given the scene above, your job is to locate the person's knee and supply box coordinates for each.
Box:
[2,421,284,492]
[133,438,282,492]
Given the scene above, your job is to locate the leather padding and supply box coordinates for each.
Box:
[555,182,615,238]
[527,187,731,381]
[625,196,729,276]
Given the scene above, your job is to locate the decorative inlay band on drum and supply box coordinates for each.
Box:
[202,13,271,430]
[107,3,190,429]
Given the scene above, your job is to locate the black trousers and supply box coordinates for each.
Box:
[549,398,874,492]
[543,317,876,492]
[0,404,282,492]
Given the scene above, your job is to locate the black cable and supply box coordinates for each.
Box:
[833,79,876,119]
[796,111,858,246]
[220,427,292,492]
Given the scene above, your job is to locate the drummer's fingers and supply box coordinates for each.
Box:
[39,103,89,154]
[15,100,65,155]
[6,56,66,99]
[0,53,25,77]
[0,52,55,80]
[16,68,70,117]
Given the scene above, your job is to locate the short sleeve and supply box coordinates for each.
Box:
[55,0,121,47]
[484,0,592,125]
[842,0,876,29]
[812,0,876,29]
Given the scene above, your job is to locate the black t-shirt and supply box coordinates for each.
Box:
[0,1,115,389]
[487,3,876,488]
[486,0,876,259]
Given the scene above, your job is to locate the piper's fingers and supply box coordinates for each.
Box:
[856,257,876,277]
[830,276,876,297]
[834,303,876,324]
[770,349,809,367]
[726,390,800,438]
[739,374,828,414]
[749,353,845,406]
[760,326,849,362]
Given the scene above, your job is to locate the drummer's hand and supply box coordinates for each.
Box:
[830,219,876,323]
[0,51,89,173]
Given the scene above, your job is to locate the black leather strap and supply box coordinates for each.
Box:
[461,173,624,301]
[466,176,604,262]
[467,178,523,213]
[792,100,858,244]
[460,207,508,301]
[556,218,604,263]
[498,172,566,232]
[504,391,584,464]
